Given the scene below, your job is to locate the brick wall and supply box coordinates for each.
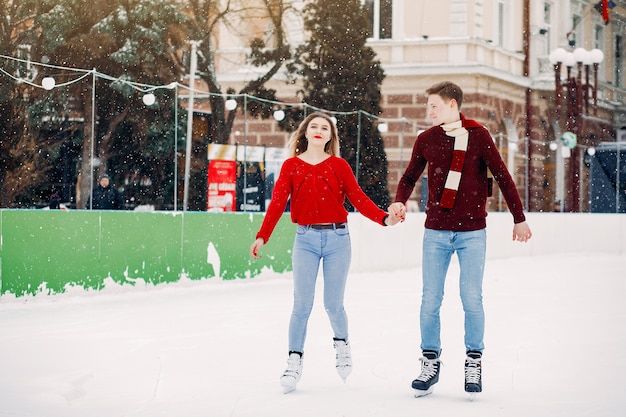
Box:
[221,90,554,213]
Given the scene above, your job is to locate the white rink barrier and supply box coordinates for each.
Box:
[347,212,626,273]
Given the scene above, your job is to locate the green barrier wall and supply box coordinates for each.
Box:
[0,210,294,297]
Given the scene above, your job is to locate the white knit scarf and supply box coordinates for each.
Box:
[439,120,469,209]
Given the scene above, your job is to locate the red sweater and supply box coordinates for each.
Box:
[395,114,526,231]
[256,156,388,242]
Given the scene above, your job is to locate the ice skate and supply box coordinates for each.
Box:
[464,351,482,400]
[333,339,352,382]
[412,350,441,397]
[280,352,303,394]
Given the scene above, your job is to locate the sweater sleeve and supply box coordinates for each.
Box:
[255,159,293,243]
[481,132,526,223]
[395,133,427,204]
[335,158,388,226]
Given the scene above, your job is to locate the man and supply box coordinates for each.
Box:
[90,174,124,210]
[388,81,532,398]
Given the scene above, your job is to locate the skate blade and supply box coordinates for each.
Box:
[280,377,298,394]
[281,383,296,394]
[337,366,352,382]
[413,387,434,398]
[468,392,478,401]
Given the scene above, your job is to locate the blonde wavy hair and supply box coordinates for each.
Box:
[287,112,340,157]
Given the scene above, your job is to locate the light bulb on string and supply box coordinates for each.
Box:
[142,93,156,106]
[273,109,285,121]
[42,77,56,90]
[225,99,238,111]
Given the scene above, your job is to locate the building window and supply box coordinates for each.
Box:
[497,1,504,47]
[541,1,553,54]
[363,0,392,39]
[615,35,623,88]
[595,25,604,48]
[572,14,582,47]
[16,45,36,82]
[496,0,515,49]
[543,1,551,25]
[595,24,606,82]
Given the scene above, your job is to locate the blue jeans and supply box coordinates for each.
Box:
[420,228,486,354]
[288,224,351,353]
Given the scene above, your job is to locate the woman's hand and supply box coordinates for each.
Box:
[387,202,406,223]
[250,238,265,258]
[385,212,403,226]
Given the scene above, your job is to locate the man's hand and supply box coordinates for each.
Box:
[512,221,532,243]
[387,202,407,223]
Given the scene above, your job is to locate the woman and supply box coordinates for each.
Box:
[250,112,401,393]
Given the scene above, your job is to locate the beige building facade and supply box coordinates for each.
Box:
[201,0,626,212]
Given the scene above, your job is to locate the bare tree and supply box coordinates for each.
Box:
[0,1,53,207]
[181,0,295,144]
[1,0,298,208]
[33,0,186,208]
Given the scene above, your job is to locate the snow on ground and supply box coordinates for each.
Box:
[1,252,625,417]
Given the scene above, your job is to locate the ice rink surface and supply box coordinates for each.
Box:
[1,252,625,417]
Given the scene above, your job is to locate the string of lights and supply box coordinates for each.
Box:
[0,53,394,125]
[2,53,416,211]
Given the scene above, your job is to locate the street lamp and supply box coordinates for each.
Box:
[183,40,201,212]
[549,47,604,212]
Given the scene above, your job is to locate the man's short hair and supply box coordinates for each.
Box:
[426,81,464,109]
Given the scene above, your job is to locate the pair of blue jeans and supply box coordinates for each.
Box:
[420,228,487,354]
[288,224,351,353]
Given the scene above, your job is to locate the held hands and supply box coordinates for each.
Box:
[250,238,264,258]
[252,206,408,258]
[385,212,404,226]
[387,202,407,223]
[388,202,532,242]
[512,221,532,243]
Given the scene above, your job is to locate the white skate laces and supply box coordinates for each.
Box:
[464,357,481,384]
[416,356,440,382]
[280,353,303,394]
[333,339,352,382]
[412,351,441,397]
[464,351,482,397]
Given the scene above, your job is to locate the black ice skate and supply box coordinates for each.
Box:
[411,350,441,397]
[464,351,482,400]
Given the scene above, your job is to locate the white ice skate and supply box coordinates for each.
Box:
[333,339,352,382]
[280,352,303,394]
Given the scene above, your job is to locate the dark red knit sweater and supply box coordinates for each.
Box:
[395,114,526,231]
[257,156,387,243]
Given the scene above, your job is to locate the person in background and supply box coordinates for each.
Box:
[89,174,124,210]
[388,81,532,398]
[49,192,60,209]
[250,112,402,394]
